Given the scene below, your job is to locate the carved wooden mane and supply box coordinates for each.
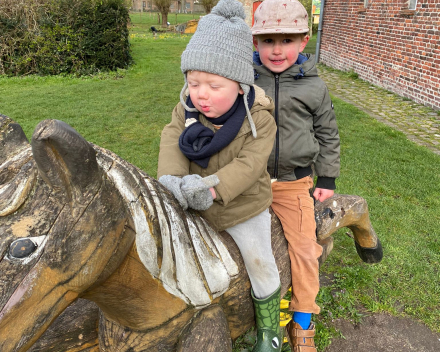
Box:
[95,143,244,306]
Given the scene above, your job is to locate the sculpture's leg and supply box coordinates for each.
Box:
[98,308,195,352]
[28,299,99,352]
[177,305,232,352]
[318,236,334,266]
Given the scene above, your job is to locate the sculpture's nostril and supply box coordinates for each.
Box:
[9,239,37,258]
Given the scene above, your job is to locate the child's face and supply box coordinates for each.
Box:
[253,34,309,73]
[187,71,243,119]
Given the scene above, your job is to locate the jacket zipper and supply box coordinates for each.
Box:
[274,74,279,179]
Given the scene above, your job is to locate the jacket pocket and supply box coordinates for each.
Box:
[242,182,259,196]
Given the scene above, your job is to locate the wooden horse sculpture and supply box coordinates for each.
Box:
[0,116,382,352]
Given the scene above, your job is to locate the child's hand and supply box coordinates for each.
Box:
[313,188,334,203]
[158,175,188,210]
[181,174,220,211]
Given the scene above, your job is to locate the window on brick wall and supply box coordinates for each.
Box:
[408,0,417,10]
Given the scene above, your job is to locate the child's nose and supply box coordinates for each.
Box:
[198,86,208,99]
[273,42,282,54]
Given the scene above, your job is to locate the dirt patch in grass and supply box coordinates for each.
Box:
[318,273,440,352]
[324,313,440,352]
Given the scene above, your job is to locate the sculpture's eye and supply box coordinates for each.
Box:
[9,238,38,259]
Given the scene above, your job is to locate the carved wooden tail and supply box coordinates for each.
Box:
[314,194,383,264]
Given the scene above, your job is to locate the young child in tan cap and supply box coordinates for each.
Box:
[252,0,341,351]
[158,0,284,350]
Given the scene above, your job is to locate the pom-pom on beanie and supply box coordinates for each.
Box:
[180,0,257,137]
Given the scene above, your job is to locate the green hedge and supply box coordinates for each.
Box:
[0,0,131,76]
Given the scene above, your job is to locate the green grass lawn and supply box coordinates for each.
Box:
[0,17,439,351]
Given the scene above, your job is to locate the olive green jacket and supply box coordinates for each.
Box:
[253,53,340,189]
[157,85,276,231]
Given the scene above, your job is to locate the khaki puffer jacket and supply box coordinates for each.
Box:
[157,85,276,231]
[254,53,340,190]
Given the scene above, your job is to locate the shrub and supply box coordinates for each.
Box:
[78,0,132,73]
[0,0,132,76]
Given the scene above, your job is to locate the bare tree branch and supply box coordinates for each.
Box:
[200,0,218,14]
[152,0,173,28]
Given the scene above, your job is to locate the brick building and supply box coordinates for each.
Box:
[317,0,440,110]
[131,0,204,13]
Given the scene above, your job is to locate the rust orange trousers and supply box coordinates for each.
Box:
[271,177,322,314]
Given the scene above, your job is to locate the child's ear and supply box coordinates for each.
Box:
[253,37,259,51]
[300,35,310,52]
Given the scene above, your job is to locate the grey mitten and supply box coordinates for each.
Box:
[158,175,188,210]
[181,174,220,211]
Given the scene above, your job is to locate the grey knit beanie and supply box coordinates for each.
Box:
[180,0,257,137]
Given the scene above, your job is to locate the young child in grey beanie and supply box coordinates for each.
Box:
[157,0,283,350]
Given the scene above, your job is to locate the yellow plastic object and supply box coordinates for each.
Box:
[280,312,292,327]
[283,336,288,343]
[280,299,290,309]
[184,20,199,34]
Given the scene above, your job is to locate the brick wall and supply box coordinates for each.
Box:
[319,0,440,110]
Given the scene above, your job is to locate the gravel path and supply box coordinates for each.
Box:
[318,65,440,156]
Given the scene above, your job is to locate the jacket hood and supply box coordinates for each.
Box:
[253,52,318,79]
[251,84,274,112]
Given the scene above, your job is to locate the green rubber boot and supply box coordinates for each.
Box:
[252,286,282,352]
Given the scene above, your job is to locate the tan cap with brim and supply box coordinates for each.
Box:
[251,0,309,35]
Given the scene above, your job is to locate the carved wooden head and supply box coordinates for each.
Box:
[0,117,133,352]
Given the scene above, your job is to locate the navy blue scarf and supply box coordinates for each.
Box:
[179,86,255,168]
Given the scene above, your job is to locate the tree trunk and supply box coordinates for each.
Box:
[162,12,168,28]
